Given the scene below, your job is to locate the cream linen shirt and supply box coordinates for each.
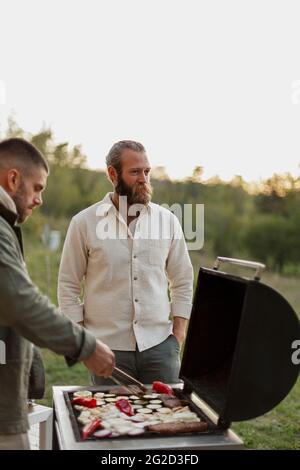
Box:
[58,193,194,352]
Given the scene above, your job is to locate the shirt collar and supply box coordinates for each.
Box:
[0,186,18,226]
[99,192,152,217]
[0,185,17,214]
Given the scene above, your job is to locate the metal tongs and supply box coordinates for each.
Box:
[110,367,147,394]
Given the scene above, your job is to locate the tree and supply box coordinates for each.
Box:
[31,129,53,158]
[151,166,170,181]
[190,166,204,183]
[243,215,292,272]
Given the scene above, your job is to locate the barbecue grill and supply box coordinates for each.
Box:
[52,257,300,450]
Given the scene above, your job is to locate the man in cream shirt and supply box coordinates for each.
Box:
[58,140,194,384]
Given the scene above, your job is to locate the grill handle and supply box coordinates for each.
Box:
[213,257,265,281]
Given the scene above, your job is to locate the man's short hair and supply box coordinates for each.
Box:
[106,140,145,175]
[0,138,49,175]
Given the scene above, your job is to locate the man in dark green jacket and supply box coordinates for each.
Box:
[0,138,115,449]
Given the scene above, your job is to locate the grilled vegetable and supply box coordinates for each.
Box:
[72,397,97,408]
[115,398,134,416]
[152,381,174,395]
[82,418,102,440]
[93,429,112,438]
[73,390,92,398]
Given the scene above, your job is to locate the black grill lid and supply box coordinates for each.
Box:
[180,258,300,427]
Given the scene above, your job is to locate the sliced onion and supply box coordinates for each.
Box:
[133,422,147,428]
[130,415,145,422]
[128,428,145,436]
[93,429,112,438]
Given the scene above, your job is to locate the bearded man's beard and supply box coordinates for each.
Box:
[11,179,28,223]
[115,174,153,206]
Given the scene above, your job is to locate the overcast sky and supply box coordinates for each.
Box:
[1,0,300,182]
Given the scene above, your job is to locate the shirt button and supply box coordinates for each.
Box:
[133,255,137,259]
[134,277,138,281]
[134,320,138,324]
[135,299,138,302]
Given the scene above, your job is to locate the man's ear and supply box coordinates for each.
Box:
[107,166,118,185]
[6,168,22,195]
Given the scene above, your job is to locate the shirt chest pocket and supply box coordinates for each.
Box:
[148,239,170,266]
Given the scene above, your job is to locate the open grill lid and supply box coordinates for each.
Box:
[180,257,300,427]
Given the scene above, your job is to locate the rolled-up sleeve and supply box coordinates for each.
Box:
[58,218,88,323]
[166,215,194,319]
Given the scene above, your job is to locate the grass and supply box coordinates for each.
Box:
[25,242,300,449]
[232,377,300,449]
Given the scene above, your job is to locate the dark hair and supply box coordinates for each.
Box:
[106,140,145,175]
[0,138,49,174]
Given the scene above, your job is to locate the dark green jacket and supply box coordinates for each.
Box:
[0,204,96,434]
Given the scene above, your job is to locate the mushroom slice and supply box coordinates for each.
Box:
[74,405,86,411]
[132,404,142,410]
[94,392,105,399]
[73,390,92,398]
[157,407,172,414]
[136,408,153,414]
[79,410,91,419]
[146,404,162,410]
[90,408,103,416]
[116,425,133,435]
[96,400,106,406]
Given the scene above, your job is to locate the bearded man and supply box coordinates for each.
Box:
[58,140,193,385]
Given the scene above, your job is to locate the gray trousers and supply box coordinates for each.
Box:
[0,433,30,450]
[92,334,181,386]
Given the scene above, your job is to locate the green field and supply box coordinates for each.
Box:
[26,243,300,450]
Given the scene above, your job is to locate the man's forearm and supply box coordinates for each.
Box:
[172,316,188,345]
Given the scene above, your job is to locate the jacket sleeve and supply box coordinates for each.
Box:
[57,217,88,323]
[166,214,194,319]
[0,233,96,365]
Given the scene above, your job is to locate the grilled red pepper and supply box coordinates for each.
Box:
[152,381,174,395]
[72,397,97,408]
[82,417,102,440]
[115,398,134,416]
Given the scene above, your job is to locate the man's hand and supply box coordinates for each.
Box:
[83,339,115,378]
[172,316,188,346]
